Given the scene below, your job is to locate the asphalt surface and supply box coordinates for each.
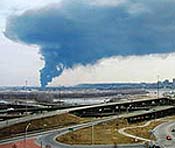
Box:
[0,115,146,148]
[37,130,146,148]
[153,121,175,148]
[0,97,167,129]
[1,106,173,148]
[37,116,146,148]
[37,116,118,148]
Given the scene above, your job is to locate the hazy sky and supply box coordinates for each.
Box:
[1,0,175,87]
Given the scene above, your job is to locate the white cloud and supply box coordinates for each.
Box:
[50,53,175,86]
[0,32,43,86]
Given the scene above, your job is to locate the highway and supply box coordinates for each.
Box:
[0,115,146,148]
[36,114,146,148]
[36,111,153,148]
[36,115,121,148]
[0,97,174,148]
[0,97,172,129]
[153,121,175,148]
[39,116,146,148]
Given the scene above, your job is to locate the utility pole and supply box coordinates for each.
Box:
[40,141,43,148]
[25,80,28,115]
[24,123,31,148]
[91,120,94,145]
[157,75,160,99]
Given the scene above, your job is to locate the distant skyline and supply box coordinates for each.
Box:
[1,0,175,87]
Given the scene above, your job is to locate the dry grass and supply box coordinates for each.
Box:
[57,116,175,145]
[57,119,142,145]
[125,115,175,140]
[164,115,175,121]
[125,120,165,140]
[0,113,88,140]
[2,112,175,144]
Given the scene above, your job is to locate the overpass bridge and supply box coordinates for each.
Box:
[123,105,175,123]
[71,97,174,117]
[0,104,86,120]
[0,114,24,120]
[0,97,174,128]
[1,97,173,116]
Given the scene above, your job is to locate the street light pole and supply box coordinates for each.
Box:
[91,120,94,145]
[24,122,31,148]
[157,75,160,99]
[25,80,28,115]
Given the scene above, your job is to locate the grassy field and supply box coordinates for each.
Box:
[57,118,142,145]
[2,112,175,144]
[125,120,165,140]
[57,116,175,145]
[0,113,88,140]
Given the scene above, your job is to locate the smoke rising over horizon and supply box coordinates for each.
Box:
[4,0,175,87]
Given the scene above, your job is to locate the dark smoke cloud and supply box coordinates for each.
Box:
[4,0,175,87]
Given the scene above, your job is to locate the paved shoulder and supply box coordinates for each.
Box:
[153,121,175,148]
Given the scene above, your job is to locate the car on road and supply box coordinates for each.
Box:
[149,141,161,148]
[7,107,14,111]
[171,128,175,132]
[153,146,160,148]
[166,135,172,140]
[149,144,161,148]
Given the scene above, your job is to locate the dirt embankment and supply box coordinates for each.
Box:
[0,113,87,140]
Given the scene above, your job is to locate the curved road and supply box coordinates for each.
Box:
[0,116,147,148]
[36,116,118,148]
[0,97,167,129]
[37,116,146,148]
[153,121,175,148]
[118,121,151,142]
